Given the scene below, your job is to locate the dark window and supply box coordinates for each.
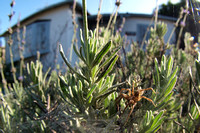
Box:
[125,31,136,36]
[34,20,50,54]
[137,24,151,43]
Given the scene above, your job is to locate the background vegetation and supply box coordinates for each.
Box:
[0,0,200,132]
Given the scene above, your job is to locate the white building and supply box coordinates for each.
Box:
[1,1,176,72]
[88,13,176,49]
[2,1,83,72]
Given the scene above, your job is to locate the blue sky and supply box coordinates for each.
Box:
[0,0,182,35]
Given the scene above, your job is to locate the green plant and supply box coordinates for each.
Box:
[139,110,165,133]
[0,59,56,132]
[57,1,129,131]
[151,55,183,132]
[2,0,200,132]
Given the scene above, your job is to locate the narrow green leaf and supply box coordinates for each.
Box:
[93,39,98,53]
[104,97,109,108]
[97,76,115,96]
[150,111,154,123]
[100,76,110,91]
[88,95,93,104]
[73,45,86,63]
[44,67,51,82]
[59,75,67,86]
[59,44,88,82]
[78,80,84,101]
[191,105,197,118]
[151,117,165,132]
[111,93,115,100]
[154,99,170,111]
[161,55,166,72]
[168,100,182,111]
[156,79,175,105]
[96,47,120,77]
[96,78,104,90]
[79,46,85,61]
[95,89,116,101]
[68,86,79,105]
[72,86,79,100]
[92,41,112,67]
[98,86,109,97]
[150,110,164,129]
[58,86,77,108]
[91,65,98,79]
[68,86,74,98]
[163,76,177,98]
[167,67,178,85]
[80,29,85,48]
[159,92,173,105]
[95,55,118,83]
[154,58,160,87]
[1,106,6,123]
[87,85,96,99]
[191,105,199,119]
[144,111,149,125]
[166,56,173,77]
[89,50,95,65]
[27,63,30,74]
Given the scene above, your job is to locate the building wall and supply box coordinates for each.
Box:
[121,17,176,50]
[4,4,176,73]
[5,4,82,72]
[32,5,82,71]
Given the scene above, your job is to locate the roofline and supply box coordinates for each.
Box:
[124,13,177,21]
[1,1,177,37]
[87,13,177,22]
[1,0,85,37]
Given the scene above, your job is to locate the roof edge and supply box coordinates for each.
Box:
[1,0,84,37]
[87,13,177,22]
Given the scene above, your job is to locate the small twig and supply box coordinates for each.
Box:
[167,8,183,45]
[70,0,78,62]
[188,113,194,121]
[47,94,50,113]
[106,8,115,32]
[33,100,47,113]
[96,0,103,38]
[8,0,17,83]
[176,0,189,48]
[189,67,200,115]
[189,68,200,95]
[117,57,126,82]
[82,0,89,63]
[111,1,121,36]
[173,120,190,133]
[154,0,159,31]
[141,15,154,49]
[109,80,128,90]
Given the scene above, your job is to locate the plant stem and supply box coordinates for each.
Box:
[17,17,26,86]
[0,52,7,90]
[167,8,183,45]
[176,0,189,48]
[82,0,89,63]
[9,44,17,82]
[70,0,78,62]
[96,0,103,38]
[8,1,17,83]
[154,0,159,31]
[82,0,92,82]
[141,16,154,49]
[111,5,120,36]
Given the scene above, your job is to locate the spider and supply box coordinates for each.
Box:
[115,81,156,123]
